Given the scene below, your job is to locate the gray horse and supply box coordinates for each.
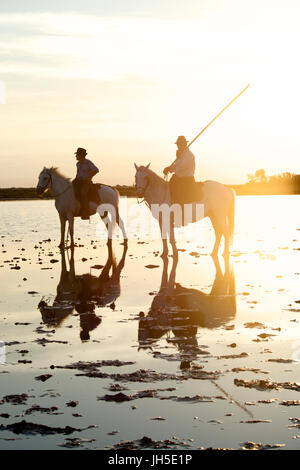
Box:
[37,167,127,247]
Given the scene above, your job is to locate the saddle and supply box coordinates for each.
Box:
[169,178,204,226]
[190,181,204,203]
[73,181,102,218]
[73,181,101,203]
[169,178,204,205]
[87,183,102,205]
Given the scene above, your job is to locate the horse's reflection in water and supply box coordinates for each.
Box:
[38,244,127,341]
[138,255,236,368]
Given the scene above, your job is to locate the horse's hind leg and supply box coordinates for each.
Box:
[97,207,113,247]
[210,215,222,258]
[223,217,230,257]
[59,214,67,248]
[106,214,114,247]
[169,218,178,259]
[116,207,128,246]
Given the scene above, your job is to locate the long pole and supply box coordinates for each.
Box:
[187,83,250,148]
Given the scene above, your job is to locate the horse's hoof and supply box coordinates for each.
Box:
[160,252,168,259]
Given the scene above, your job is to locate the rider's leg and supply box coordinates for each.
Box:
[80,180,90,219]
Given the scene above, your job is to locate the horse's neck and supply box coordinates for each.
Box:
[51,171,70,196]
[144,172,169,206]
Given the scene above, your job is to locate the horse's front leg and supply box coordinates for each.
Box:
[161,238,168,258]
[59,214,67,248]
[169,219,178,258]
[68,215,75,247]
[159,214,168,258]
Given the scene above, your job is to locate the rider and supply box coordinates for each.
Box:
[163,136,196,205]
[73,147,99,220]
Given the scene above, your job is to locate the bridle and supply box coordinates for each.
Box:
[136,174,150,207]
[39,171,71,198]
[136,171,169,208]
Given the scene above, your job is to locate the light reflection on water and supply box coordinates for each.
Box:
[0,196,300,450]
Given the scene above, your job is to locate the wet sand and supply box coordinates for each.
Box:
[0,196,300,450]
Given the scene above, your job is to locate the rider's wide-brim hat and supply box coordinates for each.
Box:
[175,136,188,145]
[75,147,87,156]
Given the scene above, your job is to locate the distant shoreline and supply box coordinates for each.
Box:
[0,183,299,200]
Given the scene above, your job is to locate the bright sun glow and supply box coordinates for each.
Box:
[0,1,300,186]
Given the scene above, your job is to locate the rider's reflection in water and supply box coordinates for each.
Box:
[138,254,236,369]
[74,301,101,341]
[38,243,127,341]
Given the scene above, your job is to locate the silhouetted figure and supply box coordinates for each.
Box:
[38,247,78,327]
[163,136,196,205]
[38,243,127,340]
[73,147,99,220]
[74,300,101,341]
[138,254,236,366]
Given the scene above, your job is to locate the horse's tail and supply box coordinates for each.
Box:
[228,188,235,245]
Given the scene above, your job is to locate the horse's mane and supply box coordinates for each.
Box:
[45,167,71,182]
[142,166,165,185]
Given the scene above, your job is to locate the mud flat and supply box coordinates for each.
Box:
[1,197,300,449]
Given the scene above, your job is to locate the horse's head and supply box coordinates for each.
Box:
[36,167,51,195]
[134,163,151,197]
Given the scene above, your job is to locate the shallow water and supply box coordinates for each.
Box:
[0,196,300,450]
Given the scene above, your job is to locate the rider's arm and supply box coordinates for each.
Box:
[87,160,99,180]
[168,161,176,172]
[163,159,177,175]
[174,151,194,174]
[90,168,99,178]
[164,148,184,175]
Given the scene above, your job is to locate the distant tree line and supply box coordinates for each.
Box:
[0,172,299,199]
[230,170,300,195]
[0,185,137,200]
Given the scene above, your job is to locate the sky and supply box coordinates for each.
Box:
[1,0,300,187]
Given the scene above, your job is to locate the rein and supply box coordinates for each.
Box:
[136,171,169,209]
[136,177,150,208]
[137,197,146,205]
[136,192,150,208]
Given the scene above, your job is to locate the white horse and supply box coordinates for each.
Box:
[36,167,127,247]
[134,163,235,257]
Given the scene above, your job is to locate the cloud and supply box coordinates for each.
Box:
[1,2,300,187]
[0,12,256,82]
[0,80,5,104]
[0,0,217,19]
